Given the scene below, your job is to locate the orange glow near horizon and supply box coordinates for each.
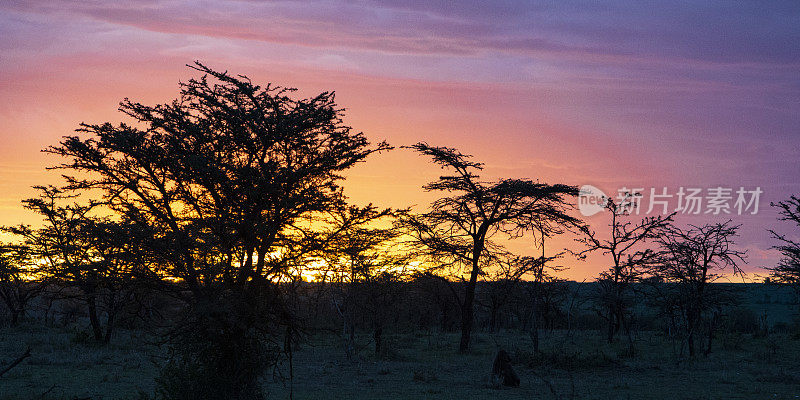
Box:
[1,1,797,280]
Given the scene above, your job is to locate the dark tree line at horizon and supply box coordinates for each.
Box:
[0,62,798,399]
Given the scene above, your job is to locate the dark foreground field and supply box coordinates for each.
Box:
[2,324,799,400]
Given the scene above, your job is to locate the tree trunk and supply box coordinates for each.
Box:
[459,258,481,353]
[374,326,382,355]
[459,228,488,353]
[103,291,117,343]
[531,310,540,353]
[489,304,498,332]
[459,290,475,352]
[686,308,697,357]
[704,313,717,356]
[86,294,104,342]
[623,313,635,356]
[530,281,540,352]
[103,309,115,343]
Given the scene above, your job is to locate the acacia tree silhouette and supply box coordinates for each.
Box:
[45,62,389,399]
[5,185,154,342]
[767,195,800,293]
[653,221,745,356]
[0,243,48,326]
[401,143,579,352]
[7,187,129,342]
[315,204,410,358]
[573,194,673,349]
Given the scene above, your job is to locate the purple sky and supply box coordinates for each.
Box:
[1,1,798,279]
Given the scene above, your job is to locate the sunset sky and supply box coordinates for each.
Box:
[1,1,798,279]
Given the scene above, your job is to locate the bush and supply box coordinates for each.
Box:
[725,307,759,334]
[155,289,284,400]
[376,339,404,361]
[411,368,438,382]
[69,327,95,345]
[719,332,745,351]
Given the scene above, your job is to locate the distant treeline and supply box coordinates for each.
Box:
[4,279,796,343]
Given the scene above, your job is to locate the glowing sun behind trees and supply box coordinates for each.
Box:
[42,62,390,398]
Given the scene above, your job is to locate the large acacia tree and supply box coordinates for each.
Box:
[402,143,579,352]
[45,62,388,399]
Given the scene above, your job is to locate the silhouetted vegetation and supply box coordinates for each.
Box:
[652,221,745,356]
[401,143,579,352]
[573,193,673,350]
[768,196,800,293]
[0,63,798,399]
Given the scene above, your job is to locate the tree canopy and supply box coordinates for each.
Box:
[402,142,579,351]
[46,62,390,293]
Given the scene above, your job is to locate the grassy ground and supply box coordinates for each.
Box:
[0,323,160,399]
[1,325,799,399]
[265,330,800,400]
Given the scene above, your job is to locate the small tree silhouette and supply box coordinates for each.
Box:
[0,244,47,326]
[653,221,746,356]
[314,204,410,359]
[767,195,800,294]
[5,186,145,342]
[573,194,673,348]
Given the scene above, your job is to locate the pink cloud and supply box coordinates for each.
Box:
[0,0,798,278]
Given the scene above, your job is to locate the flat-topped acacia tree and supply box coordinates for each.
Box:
[46,62,389,399]
[402,143,579,352]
